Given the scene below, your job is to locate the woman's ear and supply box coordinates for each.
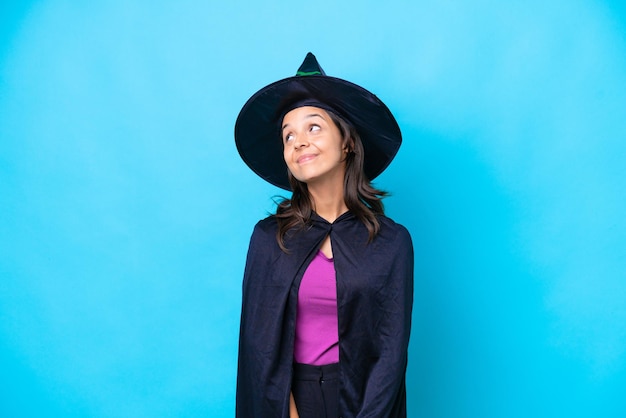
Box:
[343,137,355,153]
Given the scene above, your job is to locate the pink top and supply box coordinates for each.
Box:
[293,250,339,365]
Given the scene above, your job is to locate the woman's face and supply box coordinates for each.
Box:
[282,106,347,188]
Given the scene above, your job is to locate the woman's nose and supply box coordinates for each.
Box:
[293,134,308,148]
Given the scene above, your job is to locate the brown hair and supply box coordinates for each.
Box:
[275,109,387,251]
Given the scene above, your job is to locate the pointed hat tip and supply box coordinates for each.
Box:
[296,52,325,76]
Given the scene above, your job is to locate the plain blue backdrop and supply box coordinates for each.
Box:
[1,1,625,417]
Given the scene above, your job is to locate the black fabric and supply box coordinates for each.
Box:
[236,212,414,417]
[292,363,340,418]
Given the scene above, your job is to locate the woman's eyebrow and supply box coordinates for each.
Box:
[304,113,325,120]
[282,113,325,131]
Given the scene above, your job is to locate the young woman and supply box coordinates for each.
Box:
[234,53,414,418]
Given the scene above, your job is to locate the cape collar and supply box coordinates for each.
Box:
[310,210,355,225]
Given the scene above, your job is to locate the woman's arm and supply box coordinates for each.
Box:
[290,392,299,418]
[357,226,414,417]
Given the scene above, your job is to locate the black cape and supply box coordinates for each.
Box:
[236,211,414,417]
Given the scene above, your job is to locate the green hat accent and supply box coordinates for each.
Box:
[295,52,326,76]
[235,52,402,190]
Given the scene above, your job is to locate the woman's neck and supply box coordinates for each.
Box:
[308,182,348,224]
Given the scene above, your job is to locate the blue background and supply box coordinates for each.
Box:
[1,1,625,417]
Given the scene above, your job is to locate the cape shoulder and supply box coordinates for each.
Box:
[247,213,412,253]
[244,216,282,266]
[249,215,279,244]
[378,214,412,240]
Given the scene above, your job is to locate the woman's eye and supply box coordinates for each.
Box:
[310,125,320,132]
[284,133,294,143]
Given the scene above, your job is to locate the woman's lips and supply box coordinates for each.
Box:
[297,154,317,164]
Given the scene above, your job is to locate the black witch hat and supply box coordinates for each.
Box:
[234,53,402,190]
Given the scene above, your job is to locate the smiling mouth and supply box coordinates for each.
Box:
[297,154,317,164]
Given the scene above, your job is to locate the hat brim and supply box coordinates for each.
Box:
[235,75,401,191]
